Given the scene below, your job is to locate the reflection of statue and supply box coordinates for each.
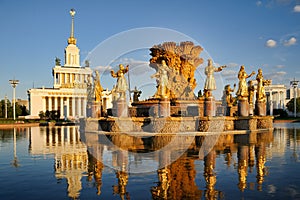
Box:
[236,65,255,99]
[131,86,142,102]
[55,57,61,66]
[204,59,226,97]
[151,60,172,98]
[248,80,255,105]
[256,69,270,103]
[94,71,103,103]
[111,64,129,100]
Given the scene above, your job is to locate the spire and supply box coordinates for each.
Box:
[68,8,77,45]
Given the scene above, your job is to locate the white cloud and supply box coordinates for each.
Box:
[263,71,288,84]
[276,71,287,75]
[256,1,262,6]
[95,65,112,74]
[283,37,297,46]
[293,5,300,12]
[221,69,237,76]
[276,65,285,69]
[227,62,239,68]
[266,39,277,48]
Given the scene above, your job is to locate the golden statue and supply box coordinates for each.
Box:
[151,60,172,98]
[149,41,203,99]
[94,71,103,103]
[236,65,255,99]
[256,68,271,103]
[204,59,226,97]
[222,84,236,107]
[131,86,142,102]
[111,64,129,100]
[248,80,255,105]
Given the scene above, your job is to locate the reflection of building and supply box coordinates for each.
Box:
[27,10,92,119]
[29,126,88,199]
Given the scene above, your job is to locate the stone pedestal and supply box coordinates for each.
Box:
[238,98,249,117]
[92,102,102,118]
[255,101,266,116]
[116,99,128,117]
[159,98,170,117]
[226,106,232,116]
[204,96,215,117]
[249,104,254,116]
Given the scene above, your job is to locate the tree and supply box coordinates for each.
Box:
[0,99,12,118]
[286,97,300,113]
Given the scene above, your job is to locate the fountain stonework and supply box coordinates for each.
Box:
[81,41,273,134]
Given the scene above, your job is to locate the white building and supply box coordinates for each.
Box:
[265,84,287,115]
[28,9,93,119]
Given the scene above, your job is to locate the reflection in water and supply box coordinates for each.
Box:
[87,151,104,195]
[12,128,20,168]
[30,126,88,199]
[2,125,300,199]
[84,130,274,199]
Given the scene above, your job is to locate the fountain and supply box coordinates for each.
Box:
[81,41,273,134]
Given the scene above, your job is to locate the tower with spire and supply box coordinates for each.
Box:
[65,8,80,67]
[27,9,93,119]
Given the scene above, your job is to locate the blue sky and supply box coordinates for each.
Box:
[1,0,300,100]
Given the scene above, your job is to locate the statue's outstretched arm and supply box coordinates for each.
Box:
[110,70,117,78]
[125,65,129,73]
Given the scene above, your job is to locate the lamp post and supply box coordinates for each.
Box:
[9,79,19,120]
[290,78,299,118]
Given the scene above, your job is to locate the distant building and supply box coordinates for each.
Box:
[286,87,300,99]
[264,84,300,116]
[265,84,287,115]
[15,99,28,108]
[27,10,98,119]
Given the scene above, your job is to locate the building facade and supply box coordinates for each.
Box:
[265,84,287,115]
[27,9,93,119]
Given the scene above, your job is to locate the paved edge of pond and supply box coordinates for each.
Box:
[274,119,300,123]
[0,123,40,129]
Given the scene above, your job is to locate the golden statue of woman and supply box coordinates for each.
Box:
[256,68,270,103]
[111,64,129,99]
[204,59,226,97]
[94,71,103,103]
[236,65,255,99]
[151,60,171,98]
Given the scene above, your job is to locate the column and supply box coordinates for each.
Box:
[78,97,82,117]
[53,72,56,84]
[60,97,64,118]
[270,90,273,116]
[57,73,60,84]
[280,91,284,109]
[66,97,69,118]
[54,97,58,111]
[49,97,52,111]
[72,97,76,117]
[83,97,87,117]
[42,97,46,112]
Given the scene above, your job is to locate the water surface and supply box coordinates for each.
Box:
[0,123,300,199]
